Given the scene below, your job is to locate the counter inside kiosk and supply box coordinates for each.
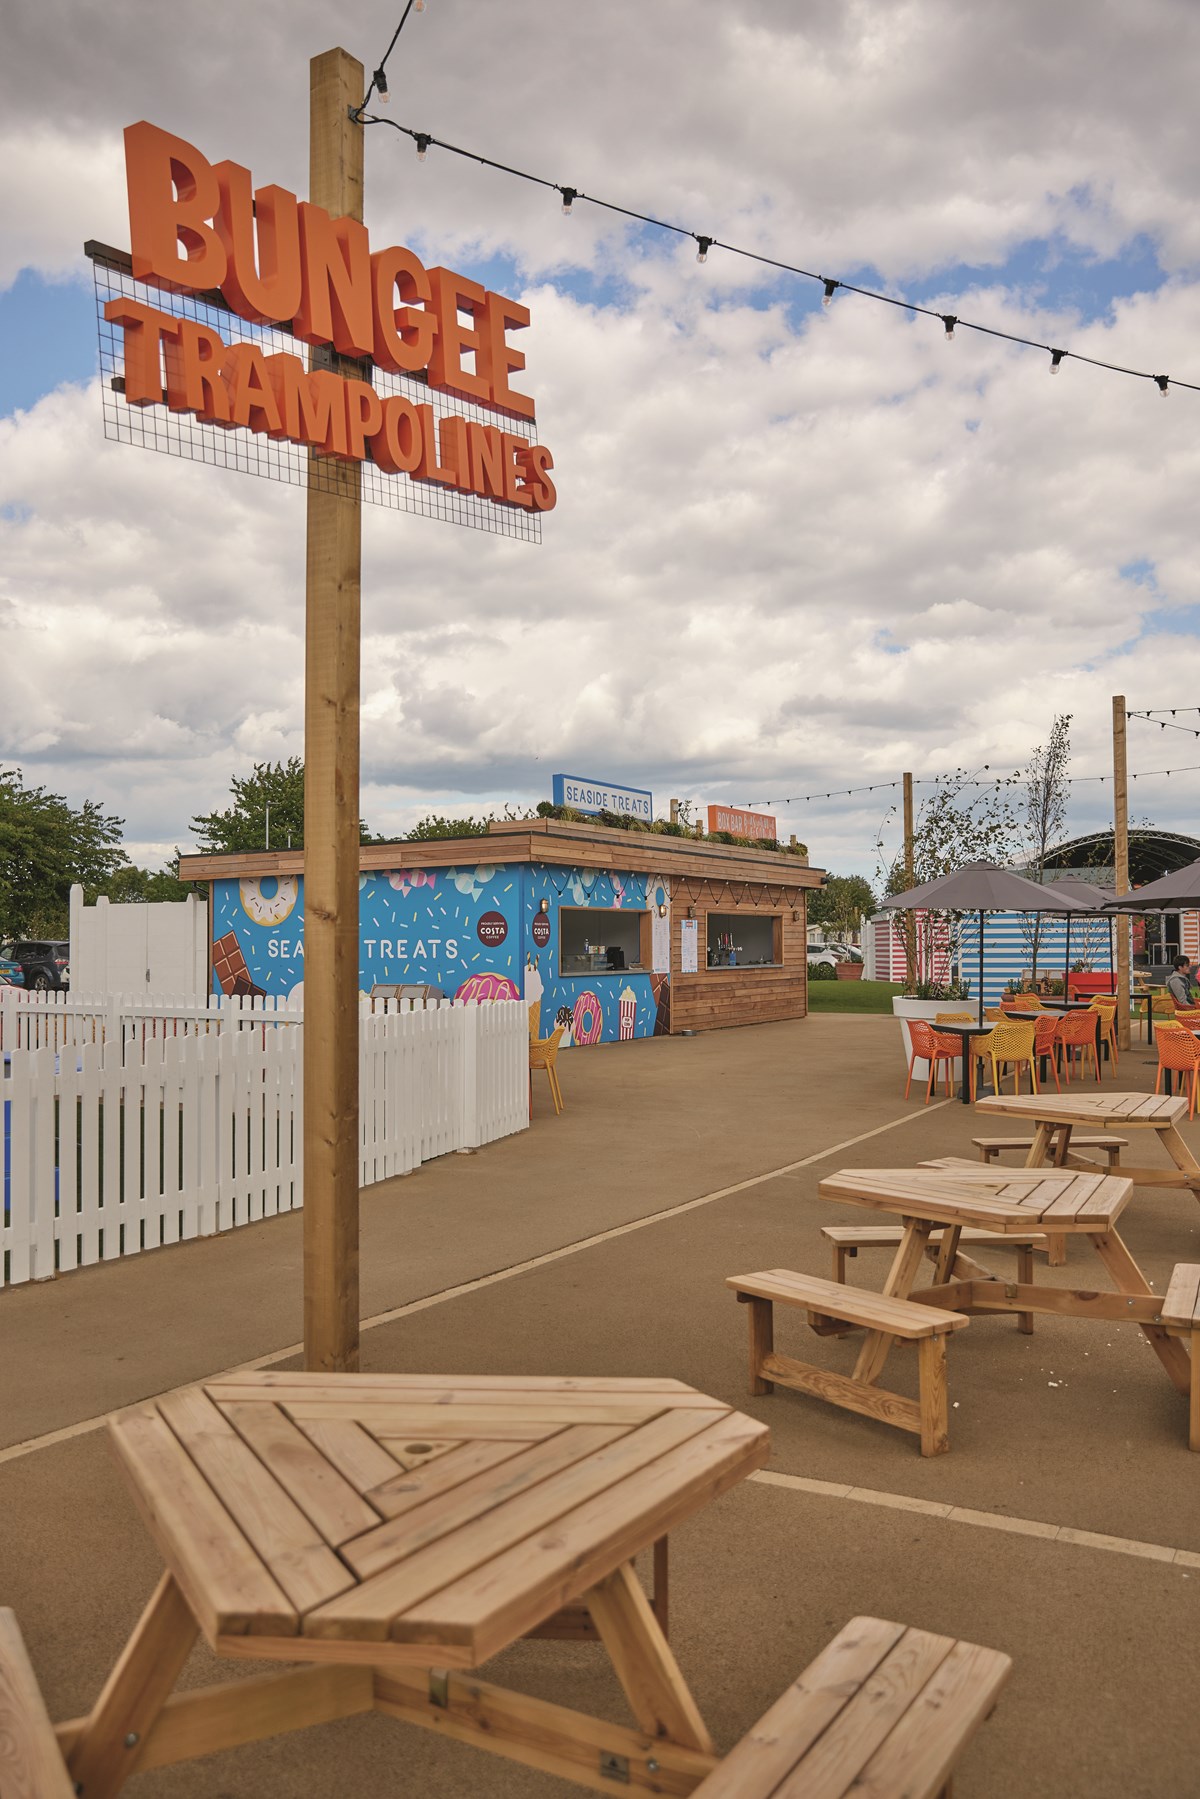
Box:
[706,911,781,969]
[559,905,649,976]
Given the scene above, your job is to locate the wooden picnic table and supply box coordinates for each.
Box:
[975,1090,1200,1195]
[815,1165,1191,1418]
[57,1370,769,1796]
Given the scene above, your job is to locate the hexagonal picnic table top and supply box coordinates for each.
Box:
[107,1369,769,1665]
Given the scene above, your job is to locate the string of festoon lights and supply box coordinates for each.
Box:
[1127,708,1200,735]
[747,762,1200,809]
[354,7,1198,399]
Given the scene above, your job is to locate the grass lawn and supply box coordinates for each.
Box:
[806,978,902,1014]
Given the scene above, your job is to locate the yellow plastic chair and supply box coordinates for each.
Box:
[986,1018,1039,1095]
[935,1012,974,1024]
[528,1000,541,1041]
[529,1024,565,1114]
[1089,998,1119,1071]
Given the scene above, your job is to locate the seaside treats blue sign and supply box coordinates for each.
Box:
[552,774,653,820]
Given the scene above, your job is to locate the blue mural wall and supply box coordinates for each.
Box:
[211,862,672,1047]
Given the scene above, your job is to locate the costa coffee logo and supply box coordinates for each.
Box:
[531,913,551,947]
[478,910,509,947]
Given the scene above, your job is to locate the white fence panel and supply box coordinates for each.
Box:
[2,995,526,1290]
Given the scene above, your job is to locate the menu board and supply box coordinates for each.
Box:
[680,918,699,974]
[652,904,671,974]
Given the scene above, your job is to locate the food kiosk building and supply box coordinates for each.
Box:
[178,819,825,1044]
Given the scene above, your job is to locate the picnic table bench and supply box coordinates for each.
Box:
[3,1369,1014,1796]
[730,1166,1193,1456]
[1,1603,1011,1799]
[972,1132,1126,1167]
[1162,1264,1200,1451]
[820,1222,1047,1284]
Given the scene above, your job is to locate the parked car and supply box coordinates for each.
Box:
[827,942,864,963]
[806,945,838,969]
[1,940,70,990]
[0,952,26,986]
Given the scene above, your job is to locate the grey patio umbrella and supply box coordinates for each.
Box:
[1100,855,1200,910]
[882,860,1092,1024]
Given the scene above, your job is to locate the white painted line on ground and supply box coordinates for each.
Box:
[0,1099,950,1468]
[749,1469,1199,1569]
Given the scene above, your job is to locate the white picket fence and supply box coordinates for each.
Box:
[2,1000,528,1289]
[0,988,304,1052]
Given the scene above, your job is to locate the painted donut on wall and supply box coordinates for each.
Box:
[572,989,604,1045]
[240,876,299,927]
[454,972,521,1004]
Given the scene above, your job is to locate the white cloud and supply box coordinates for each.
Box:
[3,0,1200,883]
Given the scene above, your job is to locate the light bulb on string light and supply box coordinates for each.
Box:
[942,314,957,340]
[560,186,576,216]
[696,236,712,264]
[414,133,430,162]
[373,68,389,104]
[1155,375,1170,396]
[1050,350,1065,374]
[822,279,838,308]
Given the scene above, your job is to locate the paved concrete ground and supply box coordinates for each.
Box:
[3,1014,1198,1795]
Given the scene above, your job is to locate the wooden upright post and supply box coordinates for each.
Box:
[902,772,916,993]
[304,47,364,1372]
[1112,695,1131,1052]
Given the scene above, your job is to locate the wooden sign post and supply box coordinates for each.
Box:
[304,47,364,1372]
[1112,694,1131,1052]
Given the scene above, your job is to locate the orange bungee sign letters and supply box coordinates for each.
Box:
[104,122,556,510]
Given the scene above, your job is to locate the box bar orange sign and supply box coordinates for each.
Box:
[102,123,556,512]
[707,805,777,841]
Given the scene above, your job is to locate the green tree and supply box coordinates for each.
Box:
[191,758,373,853]
[807,874,876,938]
[0,768,128,937]
[106,856,195,903]
[1020,713,1072,983]
[881,769,1020,995]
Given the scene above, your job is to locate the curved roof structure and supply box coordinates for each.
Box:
[1043,827,1200,887]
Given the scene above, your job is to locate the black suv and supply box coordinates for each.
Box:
[3,940,70,990]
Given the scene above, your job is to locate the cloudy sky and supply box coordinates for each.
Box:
[3,0,1200,883]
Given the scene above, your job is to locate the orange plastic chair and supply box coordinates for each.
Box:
[529,1023,565,1114]
[1155,1027,1200,1118]
[905,1020,957,1103]
[1001,995,1042,1013]
[986,1019,1038,1095]
[1033,1014,1063,1093]
[1059,1010,1101,1084]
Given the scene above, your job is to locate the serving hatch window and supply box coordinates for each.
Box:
[559,907,648,976]
[706,913,780,969]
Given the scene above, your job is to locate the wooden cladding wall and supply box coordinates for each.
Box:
[670,883,808,1034]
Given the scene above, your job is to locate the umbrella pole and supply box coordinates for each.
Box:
[1064,915,1071,999]
[1108,917,1115,996]
[977,908,984,1026]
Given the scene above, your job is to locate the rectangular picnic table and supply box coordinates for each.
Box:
[55,1371,769,1796]
[813,1165,1191,1430]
